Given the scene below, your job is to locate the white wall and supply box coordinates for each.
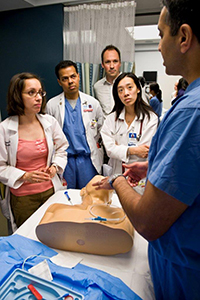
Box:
[135,44,180,109]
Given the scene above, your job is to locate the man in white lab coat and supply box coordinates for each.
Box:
[46,60,104,189]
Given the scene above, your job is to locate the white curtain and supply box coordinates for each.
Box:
[63,1,136,95]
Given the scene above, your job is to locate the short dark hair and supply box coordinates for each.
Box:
[162,0,200,43]
[55,60,78,79]
[112,72,155,121]
[7,72,46,116]
[101,45,121,63]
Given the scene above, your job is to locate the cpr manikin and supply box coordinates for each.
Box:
[36,175,134,255]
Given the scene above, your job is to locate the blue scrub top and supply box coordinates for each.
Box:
[147,77,200,271]
[63,97,90,156]
[62,97,97,189]
[149,96,163,117]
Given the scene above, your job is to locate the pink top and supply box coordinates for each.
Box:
[10,138,53,196]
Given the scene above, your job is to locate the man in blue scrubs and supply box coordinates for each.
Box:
[47,61,104,189]
[94,0,200,298]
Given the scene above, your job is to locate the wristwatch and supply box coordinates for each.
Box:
[108,174,125,189]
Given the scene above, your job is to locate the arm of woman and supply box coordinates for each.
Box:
[128,112,158,158]
[128,144,149,158]
[0,122,51,185]
[49,116,69,174]
[0,122,26,189]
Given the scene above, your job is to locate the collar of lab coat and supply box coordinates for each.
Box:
[7,114,52,132]
[118,107,143,122]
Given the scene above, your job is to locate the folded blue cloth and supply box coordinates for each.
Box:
[0,234,141,300]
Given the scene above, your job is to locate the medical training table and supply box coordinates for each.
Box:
[14,189,155,300]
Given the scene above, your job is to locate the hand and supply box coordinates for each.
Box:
[22,169,51,183]
[123,161,148,187]
[45,165,57,178]
[92,177,113,190]
[130,144,149,158]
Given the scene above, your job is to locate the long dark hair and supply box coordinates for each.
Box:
[112,72,155,121]
[7,72,46,116]
[149,82,163,103]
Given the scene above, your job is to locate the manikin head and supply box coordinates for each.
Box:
[80,175,113,204]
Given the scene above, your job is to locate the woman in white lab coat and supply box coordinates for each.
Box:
[101,72,158,176]
[0,72,68,232]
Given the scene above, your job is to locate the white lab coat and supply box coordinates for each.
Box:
[101,108,158,175]
[46,91,104,173]
[0,114,69,232]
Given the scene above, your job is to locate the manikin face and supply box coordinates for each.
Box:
[117,77,140,107]
[158,7,181,75]
[84,175,113,203]
[57,66,80,99]
[102,49,121,81]
[22,79,43,114]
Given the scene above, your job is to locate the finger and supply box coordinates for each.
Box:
[128,178,138,187]
[127,178,135,187]
[123,170,129,176]
[122,163,131,169]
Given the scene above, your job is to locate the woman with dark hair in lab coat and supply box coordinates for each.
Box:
[0,72,68,232]
[101,72,158,178]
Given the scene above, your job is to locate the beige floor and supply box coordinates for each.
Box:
[0,210,8,236]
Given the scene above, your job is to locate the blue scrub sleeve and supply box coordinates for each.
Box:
[148,108,200,205]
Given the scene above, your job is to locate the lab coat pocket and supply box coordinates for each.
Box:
[114,133,126,146]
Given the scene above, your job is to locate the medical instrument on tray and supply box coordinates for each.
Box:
[28,284,74,300]
[28,284,43,300]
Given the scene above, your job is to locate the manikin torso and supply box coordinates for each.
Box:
[36,175,134,255]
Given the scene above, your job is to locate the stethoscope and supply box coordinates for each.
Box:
[135,119,143,141]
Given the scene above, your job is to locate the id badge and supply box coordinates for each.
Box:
[90,118,97,129]
[128,132,137,147]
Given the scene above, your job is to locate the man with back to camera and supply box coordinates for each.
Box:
[93,45,121,117]
[46,60,104,189]
[94,0,200,298]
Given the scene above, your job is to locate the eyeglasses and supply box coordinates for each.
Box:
[22,90,46,98]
